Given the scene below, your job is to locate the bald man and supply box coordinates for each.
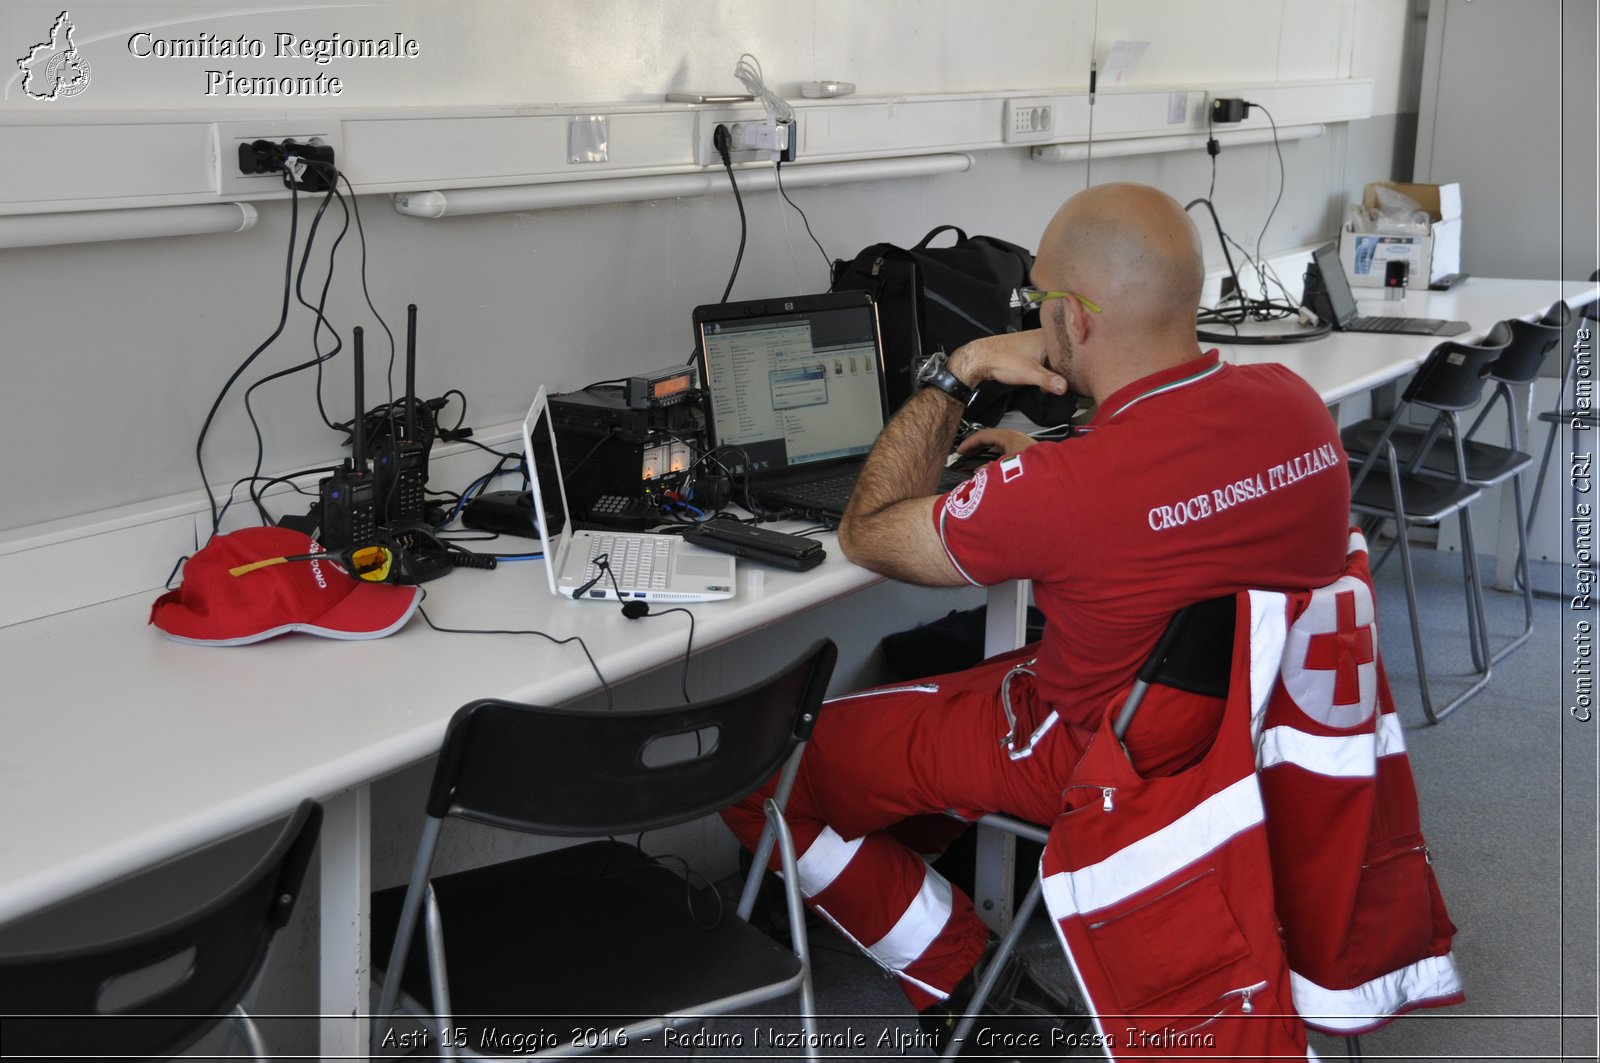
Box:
[723,184,1350,1047]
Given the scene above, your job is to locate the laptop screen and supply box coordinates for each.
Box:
[1311,243,1360,328]
[694,293,887,475]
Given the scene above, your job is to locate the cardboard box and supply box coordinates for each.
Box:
[1338,181,1462,289]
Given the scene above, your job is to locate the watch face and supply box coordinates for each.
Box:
[916,353,943,384]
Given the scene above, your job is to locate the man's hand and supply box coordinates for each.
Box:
[957,428,1036,459]
[948,330,1069,396]
[838,329,1065,586]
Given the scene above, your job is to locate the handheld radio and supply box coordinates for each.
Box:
[374,304,429,524]
[319,326,378,549]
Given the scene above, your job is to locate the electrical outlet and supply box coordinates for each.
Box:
[1003,97,1058,143]
[214,120,345,196]
[694,112,798,166]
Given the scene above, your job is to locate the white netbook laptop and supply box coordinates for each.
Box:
[520,387,736,603]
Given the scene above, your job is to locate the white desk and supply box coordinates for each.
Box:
[1221,277,1596,588]
[2,277,1592,1057]
[0,543,882,1055]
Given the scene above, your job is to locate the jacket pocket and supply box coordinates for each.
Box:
[1084,867,1252,1013]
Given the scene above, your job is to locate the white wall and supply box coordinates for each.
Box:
[1415,0,1599,281]
[3,0,1354,113]
[0,0,1413,538]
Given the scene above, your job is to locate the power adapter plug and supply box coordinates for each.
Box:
[1211,98,1250,123]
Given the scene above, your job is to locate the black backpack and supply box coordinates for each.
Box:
[832,225,1077,426]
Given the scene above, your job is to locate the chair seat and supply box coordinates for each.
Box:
[372,840,802,1046]
[1350,467,1480,524]
[1539,408,1597,424]
[1343,420,1532,486]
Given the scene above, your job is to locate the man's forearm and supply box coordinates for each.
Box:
[849,387,965,519]
[836,380,969,585]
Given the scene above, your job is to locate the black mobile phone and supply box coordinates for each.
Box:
[685,519,826,571]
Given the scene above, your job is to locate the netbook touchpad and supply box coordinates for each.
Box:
[676,554,732,578]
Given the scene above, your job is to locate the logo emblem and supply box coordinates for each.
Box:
[17,11,92,101]
[1281,577,1378,728]
[944,467,988,520]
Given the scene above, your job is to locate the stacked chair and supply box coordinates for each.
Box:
[1528,295,1598,597]
[1340,323,1512,722]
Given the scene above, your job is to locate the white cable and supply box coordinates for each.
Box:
[734,53,792,122]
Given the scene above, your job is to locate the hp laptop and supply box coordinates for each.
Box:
[694,292,966,522]
[520,387,736,603]
[1308,243,1471,337]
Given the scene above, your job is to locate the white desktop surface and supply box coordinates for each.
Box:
[0,544,878,926]
[1216,277,1591,403]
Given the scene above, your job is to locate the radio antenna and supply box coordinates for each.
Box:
[404,304,418,440]
[351,326,367,470]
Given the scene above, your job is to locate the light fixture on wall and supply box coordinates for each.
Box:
[0,203,259,250]
[391,154,975,218]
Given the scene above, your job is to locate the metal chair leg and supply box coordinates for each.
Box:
[1459,513,1487,675]
[942,877,1047,1059]
[1492,472,1537,664]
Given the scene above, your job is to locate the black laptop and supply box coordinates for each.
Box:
[694,292,967,522]
[1309,243,1471,337]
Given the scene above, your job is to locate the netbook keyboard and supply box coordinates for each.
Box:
[1349,316,1443,333]
[584,533,670,591]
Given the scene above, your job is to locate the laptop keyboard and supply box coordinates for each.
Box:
[1349,316,1439,333]
[772,472,860,507]
[584,533,670,591]
[768,465,974,512]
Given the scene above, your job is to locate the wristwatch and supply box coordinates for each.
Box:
[915,350,977,407]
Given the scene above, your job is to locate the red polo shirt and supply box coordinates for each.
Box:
[934,351,1351,727]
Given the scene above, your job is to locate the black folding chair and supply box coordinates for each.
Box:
[0,800,322,1061]
[1528,294,1599,597]
[370,639,836,1060]
[1347,309,1567,663]
[1342,326,1511,722]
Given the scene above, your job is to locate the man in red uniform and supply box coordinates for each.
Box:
[723,183,1351,1044]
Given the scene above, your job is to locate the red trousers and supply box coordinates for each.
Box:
[723,646,1083,1009]
[723,644,1225,1009]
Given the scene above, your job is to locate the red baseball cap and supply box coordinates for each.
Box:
[150,527,421,646]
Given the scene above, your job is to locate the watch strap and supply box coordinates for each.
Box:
[922,365,976,406]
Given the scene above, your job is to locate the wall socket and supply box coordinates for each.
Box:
[1004,98,1058,143]
[214,120,345,196]
[693,112,798,167]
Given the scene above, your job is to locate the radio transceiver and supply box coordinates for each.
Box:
[624,365,697,409]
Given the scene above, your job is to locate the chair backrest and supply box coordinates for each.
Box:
[0,800,322,1059]
[1401,321,1512,412]
[1113,595,1236,741]
[1136,595,1236,698]
[428,639,837,836]
[1492,307,1569,385]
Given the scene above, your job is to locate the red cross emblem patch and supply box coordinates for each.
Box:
[1280,577,1378,728]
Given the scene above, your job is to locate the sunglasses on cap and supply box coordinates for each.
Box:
[230,543,399,584]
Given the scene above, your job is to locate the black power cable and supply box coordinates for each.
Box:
[195,159,303,535]
[774,159,832,283]
[714,126,747,304]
